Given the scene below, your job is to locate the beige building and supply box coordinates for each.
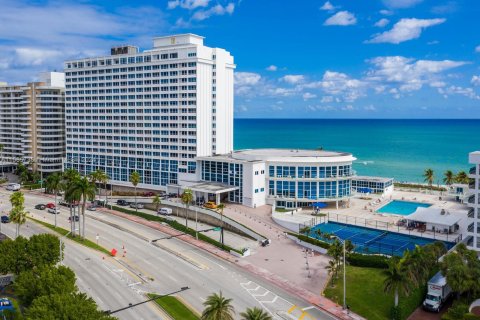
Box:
[0,72,65,174]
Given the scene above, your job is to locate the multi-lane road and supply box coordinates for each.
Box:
[0,188,337,320]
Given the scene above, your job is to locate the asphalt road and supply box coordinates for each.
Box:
[0,188,338,320]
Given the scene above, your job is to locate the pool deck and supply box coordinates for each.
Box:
[272,188,468,243]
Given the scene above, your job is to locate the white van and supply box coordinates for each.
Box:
[6,183,20,191]
[158,208,173,216]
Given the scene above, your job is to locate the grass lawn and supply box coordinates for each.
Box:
[324,265,426,320]
[28,217,111,256]
[147,294,199,320]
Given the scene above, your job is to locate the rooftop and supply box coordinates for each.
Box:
[406,207,462,227]
[354,176,394,183]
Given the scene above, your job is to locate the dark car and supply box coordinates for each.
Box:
[59,200,78,208]
[116,199,129,206]
[35,204,46,210]
[1,216,10,223]
[68,215,80,222]
[143,191,155,197]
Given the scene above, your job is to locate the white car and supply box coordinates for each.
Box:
[130,203,144,209]
[48,208,60,214]
[6,183,20,191]
[158,208,173,215]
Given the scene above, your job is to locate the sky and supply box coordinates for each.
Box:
[1,0,480,118]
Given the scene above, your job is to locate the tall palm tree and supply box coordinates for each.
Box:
[455,171,469,184]
[201,291,235,320]
[62,168,80,235]
[216,203,225,244]
[0,144,4,177]
[325,260,338,285]
[239,307,272,320]
[89,169,109,205]
[423,169,434,187]
[181,188,193,228]
[383,257,412,307]
[68,176,96,239]
[9,191,27,237]
[46,172,63,228]
[152,195,161,212]
[443,170,455,186]
[129,171,141,212]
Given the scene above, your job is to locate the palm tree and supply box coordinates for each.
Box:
[201,291,235,320]
[383,257,412,307]
[325,260,338,285]
[129,171,141,212]
[423,169,434,187]
[89,169,109,205]
[0,144,4,177]
[152,195,161,212]
[181,188,193,228]
[443,170,455,186]
[216,203,225,244]
[239,307,272,320]
[62,168,80,235]
[46,172,62,228]
[68,176,96,238]
[299,226,311,237]
[9,191,27,237]
[455,171,469,184]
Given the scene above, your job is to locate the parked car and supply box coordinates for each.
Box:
[0,298,14,313]
[203,201,218,209]
[6,183,20,191]
[143,191,155,197]
[46,203,56,209]
[116,199,129,206]
[130,203,144,209]
[1,216,10,223]
[59,200,78,207]
[48,208,60,214]
[158,208,173,216]
[34,204,46,210]
[87,205,97,211]
[68,215,80,222]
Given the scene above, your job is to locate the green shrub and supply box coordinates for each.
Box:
[288,232,331,249]
[111,205,242,254]
[442,302,470,320]
[390,305,402,320]
[347,253,390,269]
[464,313,480,320]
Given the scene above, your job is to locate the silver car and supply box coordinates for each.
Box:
[129,203,144,209]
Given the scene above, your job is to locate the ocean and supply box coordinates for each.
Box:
[233,119,480,183]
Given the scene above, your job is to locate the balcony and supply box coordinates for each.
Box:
[468,208,474,218]
[467,223,474,233]
[467,195,476,204]
[469,182,477,189]
[470,166,477,175]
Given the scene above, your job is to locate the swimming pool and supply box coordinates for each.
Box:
[377,200,431,215]
[310,222,454,256]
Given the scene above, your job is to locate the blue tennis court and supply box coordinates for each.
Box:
[310,222,454,256]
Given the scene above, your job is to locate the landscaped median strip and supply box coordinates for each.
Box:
[147,293,200,320]
[28,217,111,255]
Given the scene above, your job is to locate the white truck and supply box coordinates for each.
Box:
[423,271,452,312]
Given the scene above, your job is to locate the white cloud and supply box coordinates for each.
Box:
[302,92,317,100]
[431,2,458,14]
[14,48,63,66]
[380,9,393,15]
[367,18,445,44]
[301,71,366,102]
[364,105,376,111]
[167,0,210,10]
[321,96,334,103]
[281,75,305,84]
[438,86,480,100]
[342,105,355,111]
[192,3,235,21]
[475,45,480,53]
[366,56,467,93]
[234,72,261,86]
[307,105,335,112]
[382,0,423,8]
[266,65,278,71]
[319,1,336,11]
[471,76,480,86]
[374,18,390,27]
[324,11,357,26]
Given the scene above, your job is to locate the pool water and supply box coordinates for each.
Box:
[310,222,454,256]
[377,200,431,215]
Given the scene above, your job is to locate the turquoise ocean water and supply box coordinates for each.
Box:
[233,119,480,183]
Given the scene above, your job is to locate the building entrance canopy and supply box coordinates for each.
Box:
[185,181,239,195]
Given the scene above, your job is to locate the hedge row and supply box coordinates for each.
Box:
[289,232,390,268]
[111,205,243,254]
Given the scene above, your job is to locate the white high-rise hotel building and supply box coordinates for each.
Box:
[64,34,235,189]
[467,151,480,251]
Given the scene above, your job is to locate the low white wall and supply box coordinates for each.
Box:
[271,212,301,233]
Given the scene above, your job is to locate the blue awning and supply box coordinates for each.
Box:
[312,202,327,208]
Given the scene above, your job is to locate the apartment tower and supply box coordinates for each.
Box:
[0,72,65,173]
[64,34,235,190]
[467,151,480,251]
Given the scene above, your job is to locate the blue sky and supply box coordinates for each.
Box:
[1,0,480,118]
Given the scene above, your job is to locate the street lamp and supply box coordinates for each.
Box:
[60,228,79,265]
[331,235,347,311]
